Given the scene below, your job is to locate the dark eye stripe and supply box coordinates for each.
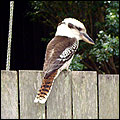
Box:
[76,26,82,31]
[68,23,74,28]
[68,23,82,31]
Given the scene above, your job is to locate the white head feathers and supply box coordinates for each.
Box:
[55,18,86,40]
[63,18,85,30]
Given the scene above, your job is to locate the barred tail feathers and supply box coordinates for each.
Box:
[34,70,58,104]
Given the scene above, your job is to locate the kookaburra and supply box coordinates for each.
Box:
[34,18,95,104]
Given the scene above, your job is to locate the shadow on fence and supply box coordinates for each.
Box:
[1,70,119,119]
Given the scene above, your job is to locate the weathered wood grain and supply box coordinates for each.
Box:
[1,70,119,119]
[99,74,119,119]
[47,71,72,119]
[1,70,18,119]
[72,71,98,119]
[19,70,45,119]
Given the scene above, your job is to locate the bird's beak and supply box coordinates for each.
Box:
[80,32,95,45]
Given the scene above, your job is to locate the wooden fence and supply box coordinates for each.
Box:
[1,70,119,119]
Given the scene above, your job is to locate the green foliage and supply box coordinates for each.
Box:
[27,1,119,73]
[105,1,119,36]
[90,31,119,63]
[70,1,119,73]
[95,2,119,60]
[69,54,87,71]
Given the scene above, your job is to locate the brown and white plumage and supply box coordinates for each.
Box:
[34,18,95,104]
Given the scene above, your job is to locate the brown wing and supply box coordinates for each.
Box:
[43,36,77,79]
[34,36,78,103]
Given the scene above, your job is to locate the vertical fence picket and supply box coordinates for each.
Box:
[1,70,18,119]
[47,71,72,119]
[99,74,119,119]
[72,71,98,119]
[19,70,45,119]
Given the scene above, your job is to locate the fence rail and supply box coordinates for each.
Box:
[1,70,119,119]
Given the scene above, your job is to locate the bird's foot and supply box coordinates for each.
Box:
[63,68,71,72]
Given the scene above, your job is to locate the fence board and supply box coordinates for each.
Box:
[19,70,45,119]
[72,71,98,119]
[99,74,119,119]
[47,71,72,119]
[1,70,18,119]
[1,70,119,119]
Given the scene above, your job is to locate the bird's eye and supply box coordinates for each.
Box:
[68,23,74,29]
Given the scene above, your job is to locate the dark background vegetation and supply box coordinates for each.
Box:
[1,1,119,74]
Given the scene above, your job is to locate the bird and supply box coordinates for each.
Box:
[34,18,95,104]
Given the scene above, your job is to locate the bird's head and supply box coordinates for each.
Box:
[55,18,95,45]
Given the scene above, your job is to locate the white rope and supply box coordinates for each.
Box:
[6,1,14,70]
